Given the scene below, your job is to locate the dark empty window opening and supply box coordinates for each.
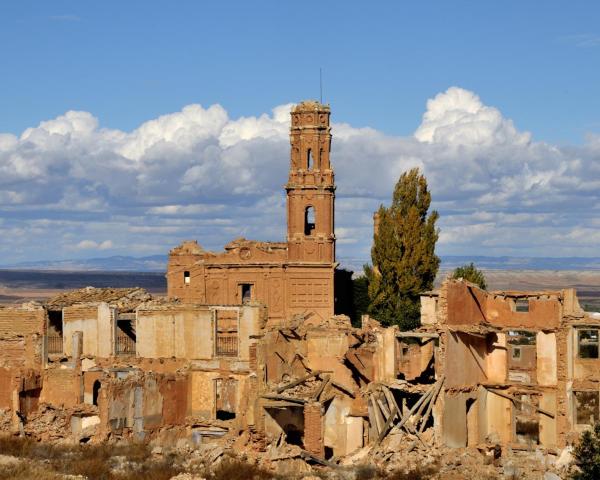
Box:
[515,299,530,312]
[116,318,136,355]
[307,149,313,170]
[92,380,101,406]
[575,391,599,425]
[47,310,63,355]
[284,424,303,446]
[578,329,599,359]
[241,283,253,303]
[304,206,316,236]
[215,378,237,420]
[512,347,521,359]
[184,271,191,285]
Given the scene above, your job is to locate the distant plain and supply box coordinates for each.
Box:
[1,269,600,312]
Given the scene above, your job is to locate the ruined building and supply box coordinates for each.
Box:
[167,101,336,324]
[0,100,598,475]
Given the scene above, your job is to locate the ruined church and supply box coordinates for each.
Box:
[167,100,336,324]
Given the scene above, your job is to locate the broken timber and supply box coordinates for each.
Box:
[486,387,555,418]
[275,370,324,394]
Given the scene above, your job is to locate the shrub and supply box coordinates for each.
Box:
[572,422,600,480]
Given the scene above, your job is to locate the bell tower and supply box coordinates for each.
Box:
[286,101,335,263]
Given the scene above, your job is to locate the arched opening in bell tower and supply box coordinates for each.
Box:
[307,149,313,170]
[304,206,316,236]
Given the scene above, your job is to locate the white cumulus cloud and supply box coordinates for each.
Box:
[0,87,599,264]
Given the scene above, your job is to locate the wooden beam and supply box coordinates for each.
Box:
[300,450,339,468]
[311,375,331,402]
[376,382,437,445]
[396,332,439,339]
[261,394,306,404]
[275,370,323,394]
[370,394,385,434]
[418,376,445,433]
[331,380,355,398]
[486,388,554,418]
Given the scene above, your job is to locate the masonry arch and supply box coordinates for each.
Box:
[304,206,316,236]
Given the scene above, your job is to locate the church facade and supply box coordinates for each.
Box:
[166,100,337,324]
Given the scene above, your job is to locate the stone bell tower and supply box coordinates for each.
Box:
[286,101,335,263]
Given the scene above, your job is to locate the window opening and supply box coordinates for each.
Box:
[304,206,315,236]
[184,271,191,285]
[115,316,136,355]
[215,310,238,357]
[575,391,599,425]
[578,329,599,359]
[307,149,313,170]
[515,299,530,312]
[215,378,237,420]
[240,283,253,303]
[512,347,521,359]
[92,380,101,406]
[47,310,63,355]
[514,395,540,445]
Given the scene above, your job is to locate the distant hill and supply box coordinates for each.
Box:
[3,254,600,274]
[0,255,167,272]
[338,256,600,274]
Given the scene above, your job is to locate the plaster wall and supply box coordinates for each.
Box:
[486,333,507,383]
[63,303,114,358]
[445,332,487,388]
[537,332,557,386]
[540,391,557,447]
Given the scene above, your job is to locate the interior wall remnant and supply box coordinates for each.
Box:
[536,332,557,386]
[442,393,467,448]
[539,391,557,447]
[466,398,478,447]
[445,332,487,388]
[485,333,507,383]
[480,389,512,445]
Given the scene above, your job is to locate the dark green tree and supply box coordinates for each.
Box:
[451,262,487,290]
[572,422,600,480]
[366,168,440,330]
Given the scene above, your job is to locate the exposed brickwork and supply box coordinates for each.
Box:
[40,368,80,407]
[303,402,324,457]
[63,305,98,323]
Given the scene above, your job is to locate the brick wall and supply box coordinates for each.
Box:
[0,306,45,336]
[41,368,80,407]
[63,305,98,323]
[303,402,324,457]
[0,367,13,409]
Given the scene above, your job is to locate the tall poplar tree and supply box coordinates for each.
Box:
[366,168,440,330]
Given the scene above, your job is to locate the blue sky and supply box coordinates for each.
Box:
[0,1,600,265]
[2,1,599,143]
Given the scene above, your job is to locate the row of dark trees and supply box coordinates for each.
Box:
[340,167,486,329]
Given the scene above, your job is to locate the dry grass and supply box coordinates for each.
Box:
[0,436,181,480]
[201,457,279,480]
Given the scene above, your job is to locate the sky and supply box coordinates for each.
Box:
[0,1,600,265]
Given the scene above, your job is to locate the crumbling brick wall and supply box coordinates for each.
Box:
[304,402,324,457]
[0,304,46,369]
